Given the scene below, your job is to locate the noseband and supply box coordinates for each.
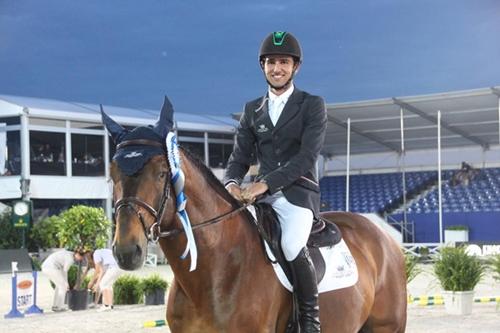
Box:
[113,139,249,243]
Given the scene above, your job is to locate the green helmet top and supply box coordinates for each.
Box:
[259,31,302,63]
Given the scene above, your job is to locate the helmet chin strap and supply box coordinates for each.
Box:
[266,78,293,92]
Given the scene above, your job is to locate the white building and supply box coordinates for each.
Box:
[0,95,236,220]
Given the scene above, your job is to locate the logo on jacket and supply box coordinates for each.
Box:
[257,124,269,133]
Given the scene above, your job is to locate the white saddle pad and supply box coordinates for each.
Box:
[247,206,358,294]
[264,239,358,293]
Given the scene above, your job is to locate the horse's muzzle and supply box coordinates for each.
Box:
[113,243,144,270]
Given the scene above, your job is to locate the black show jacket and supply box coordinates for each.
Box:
[224,88,327,217]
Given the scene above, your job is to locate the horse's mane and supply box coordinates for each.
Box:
[179,146,242,209]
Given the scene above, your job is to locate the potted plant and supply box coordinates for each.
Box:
[68,264,90,310]
[491,254,500,282]
[433,246,486,315]
[50,264,90,310]
[30,215,63,261]
[141,274,168,305]
[405,253,421,284]
[58,205,111,310]
[114,275,144,305]
[444,225,469,244]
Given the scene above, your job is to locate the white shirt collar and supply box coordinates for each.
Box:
[268,84,294,105]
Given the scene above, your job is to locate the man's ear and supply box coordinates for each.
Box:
[294,62,301,75]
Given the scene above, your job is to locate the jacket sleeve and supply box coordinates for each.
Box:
[262,96,327,193]
[223,105,256,186]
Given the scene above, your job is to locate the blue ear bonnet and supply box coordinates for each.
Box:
[113,126,165,176]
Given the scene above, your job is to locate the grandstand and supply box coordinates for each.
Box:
[320,167,500,242]
[321,86,500,245]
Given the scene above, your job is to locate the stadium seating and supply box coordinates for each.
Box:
[320,167,500,214]
[320,167,500,243]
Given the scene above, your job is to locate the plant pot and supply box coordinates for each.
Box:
[145,289,165,305]
[67,289,89,311]
[442,290,474,315]
[444,230,469,244]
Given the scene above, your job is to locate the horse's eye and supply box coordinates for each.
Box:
[159,171,167,179]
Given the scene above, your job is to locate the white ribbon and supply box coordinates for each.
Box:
[166,132,198,271]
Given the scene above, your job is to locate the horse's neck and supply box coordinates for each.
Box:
[162,158,256,300]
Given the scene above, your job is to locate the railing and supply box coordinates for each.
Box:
[385,214,414,243]
[402,243,443,260]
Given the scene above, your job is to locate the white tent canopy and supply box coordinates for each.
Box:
[324,86,500,157]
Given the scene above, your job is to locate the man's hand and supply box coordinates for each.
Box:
[226,183,243,201]
[241,181,269,203]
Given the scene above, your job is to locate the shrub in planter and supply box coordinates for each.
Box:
[434,246,485,291]
[444,225,469,243]
[58,205,111,292]
[141,274,168,305]
[445,225,469,231]
[490,254,500,282]
[49,264,88,290]
[405,253,421,284]
[114,275,143,305]
[49,264,90,311]
[433,246,486,315]
[415,246,431,263]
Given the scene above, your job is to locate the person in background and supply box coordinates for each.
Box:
[41,249,85,312]
[87,248,123,312]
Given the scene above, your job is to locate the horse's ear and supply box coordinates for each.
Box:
[153,95,174,138]
[101,104,127,143]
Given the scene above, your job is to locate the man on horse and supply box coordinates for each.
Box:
[224,31,327,333]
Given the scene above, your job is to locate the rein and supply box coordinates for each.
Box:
[113,138,250,243]
[156,204,250,238]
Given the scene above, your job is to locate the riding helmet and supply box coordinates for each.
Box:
[259,31,302,63]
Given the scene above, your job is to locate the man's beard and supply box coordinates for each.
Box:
[266,77,293,92]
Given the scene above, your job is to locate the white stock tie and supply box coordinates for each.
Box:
[269,99,285,126]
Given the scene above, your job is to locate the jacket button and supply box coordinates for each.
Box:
[277,162,281,166]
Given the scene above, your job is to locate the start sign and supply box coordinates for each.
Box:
[15,273,34,310]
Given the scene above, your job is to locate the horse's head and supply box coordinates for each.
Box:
[102,97,175,270]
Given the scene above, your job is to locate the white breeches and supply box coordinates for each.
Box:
[42,268,68,308]
[99,266,123,291]
[261,191,313,261]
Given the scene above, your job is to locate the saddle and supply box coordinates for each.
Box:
[252,203,342,285]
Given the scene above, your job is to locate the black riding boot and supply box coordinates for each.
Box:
[290,247,321,333]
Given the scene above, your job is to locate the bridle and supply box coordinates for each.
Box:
[113,139,249,243]
[114,139,171,243]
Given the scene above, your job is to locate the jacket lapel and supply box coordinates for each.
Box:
[273,88,304,132]
[254,94,274,129]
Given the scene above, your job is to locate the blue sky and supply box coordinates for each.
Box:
[1,0,499,116]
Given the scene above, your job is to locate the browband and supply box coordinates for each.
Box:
[117,139,164,150]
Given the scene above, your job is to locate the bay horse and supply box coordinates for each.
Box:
[102,98,407,333]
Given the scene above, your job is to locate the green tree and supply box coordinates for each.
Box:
[58,205,111,251]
